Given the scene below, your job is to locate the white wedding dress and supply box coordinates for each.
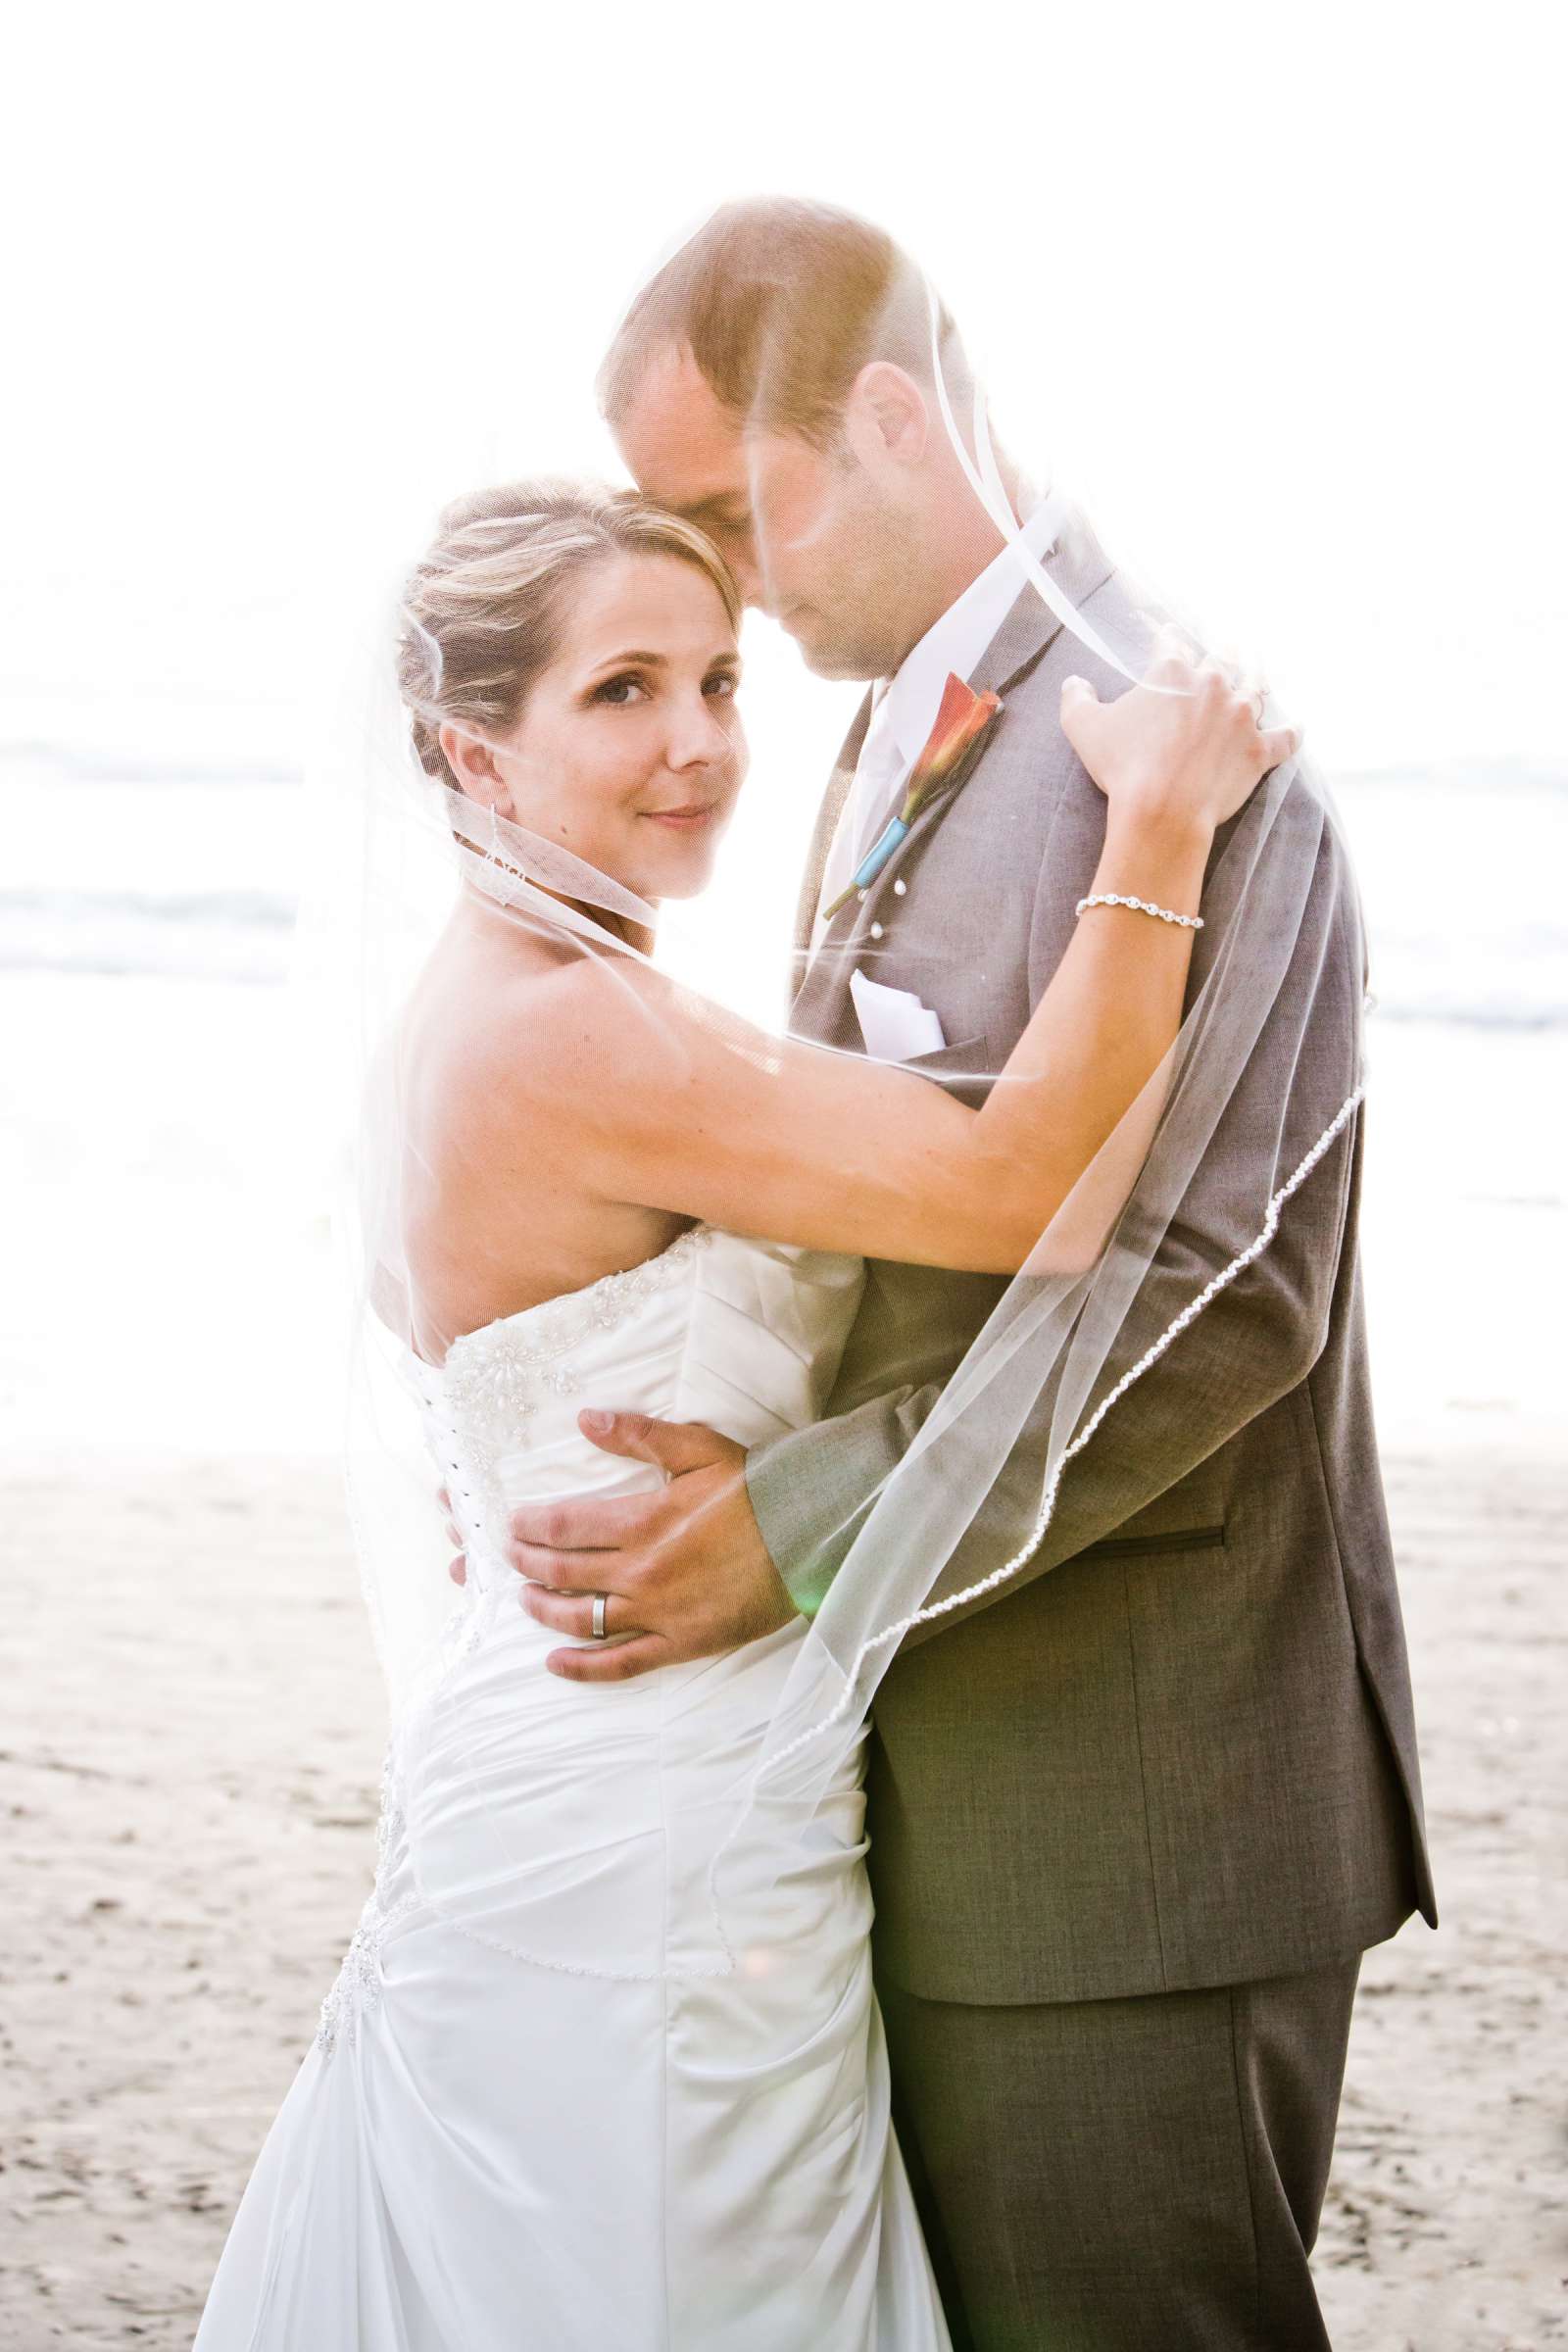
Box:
[195,1224,952,2351]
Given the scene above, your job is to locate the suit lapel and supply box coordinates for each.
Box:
[968,503,1116,703]
[860,507,1117,901]
[790,689,872,978]
[791,507,1118,1028]
[819,593,1058,920]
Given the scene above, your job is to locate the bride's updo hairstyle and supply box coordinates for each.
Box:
[397,479,741,792]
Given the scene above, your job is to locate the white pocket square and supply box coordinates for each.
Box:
[850,968,948,1060]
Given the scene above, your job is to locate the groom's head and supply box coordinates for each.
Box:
[600,199,1006,682]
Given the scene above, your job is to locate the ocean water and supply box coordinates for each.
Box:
[4,725,1564,1456]
[8,748,1566,1024]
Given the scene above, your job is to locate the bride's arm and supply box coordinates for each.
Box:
[514,660,1295,1276]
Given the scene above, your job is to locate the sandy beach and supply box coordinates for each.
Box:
[2,1435,1563,2350]
[3,762,1564,2344]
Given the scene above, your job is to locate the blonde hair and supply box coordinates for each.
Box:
[397,479,741,788]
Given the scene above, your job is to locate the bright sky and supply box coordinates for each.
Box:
[3,2,1562,1459]
[4,0,1561,778]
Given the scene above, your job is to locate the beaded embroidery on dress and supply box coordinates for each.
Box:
[436,1223,712,1534]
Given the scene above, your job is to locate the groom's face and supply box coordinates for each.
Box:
[615,348,765,606]
[615,345,916,683]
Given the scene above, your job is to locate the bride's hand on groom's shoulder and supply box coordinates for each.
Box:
[504,1413,798,1681]
[1061,626,1301,834]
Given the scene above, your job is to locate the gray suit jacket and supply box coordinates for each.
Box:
[746,513,1435,2007]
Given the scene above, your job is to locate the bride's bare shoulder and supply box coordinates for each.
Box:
[469,950,695,1119]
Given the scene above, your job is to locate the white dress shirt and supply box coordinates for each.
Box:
[814,490,1065,942]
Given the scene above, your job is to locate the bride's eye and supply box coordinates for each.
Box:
[591,673,649,707]
[704,670,739,699]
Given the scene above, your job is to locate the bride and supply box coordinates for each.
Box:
[194,479,1291,2349]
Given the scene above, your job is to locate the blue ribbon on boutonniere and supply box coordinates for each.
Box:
[821,671,1004,922]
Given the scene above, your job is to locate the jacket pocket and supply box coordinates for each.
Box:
[1072,1524,1227,1563]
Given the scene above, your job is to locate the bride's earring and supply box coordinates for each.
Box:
[486,804,503,867]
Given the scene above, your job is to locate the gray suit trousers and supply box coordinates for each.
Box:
[881,1958,1359,2352]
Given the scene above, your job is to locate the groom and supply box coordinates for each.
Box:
[506,200,1435,2349]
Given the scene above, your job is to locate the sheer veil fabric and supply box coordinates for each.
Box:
[313,270,1368,1979]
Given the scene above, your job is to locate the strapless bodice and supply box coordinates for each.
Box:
[380,1225,868,1983]
[411,1226,864,1612]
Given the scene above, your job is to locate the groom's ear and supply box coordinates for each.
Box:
[843,363,929,472]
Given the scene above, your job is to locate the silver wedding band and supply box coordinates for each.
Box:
[591,1592,610,1641]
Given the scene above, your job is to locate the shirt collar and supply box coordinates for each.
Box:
[874,489,1066,775]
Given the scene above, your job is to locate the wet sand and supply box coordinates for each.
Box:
[1,1440,1563,2349]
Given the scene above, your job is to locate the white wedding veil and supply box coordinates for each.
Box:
[313,198,1367,1973]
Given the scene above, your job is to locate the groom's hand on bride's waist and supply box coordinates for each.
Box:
[500,1412,796,1682]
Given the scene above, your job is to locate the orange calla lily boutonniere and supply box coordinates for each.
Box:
[821,672,1004,923]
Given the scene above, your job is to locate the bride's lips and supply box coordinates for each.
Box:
[642,802,721,832]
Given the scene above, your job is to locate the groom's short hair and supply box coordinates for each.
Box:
[598,197,965,449]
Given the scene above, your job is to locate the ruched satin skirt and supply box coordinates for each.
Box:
[194,1605,951,2350]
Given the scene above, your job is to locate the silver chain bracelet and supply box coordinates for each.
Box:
[1075,892,1203,931]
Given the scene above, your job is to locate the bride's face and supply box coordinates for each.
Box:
[478,552,746,903]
